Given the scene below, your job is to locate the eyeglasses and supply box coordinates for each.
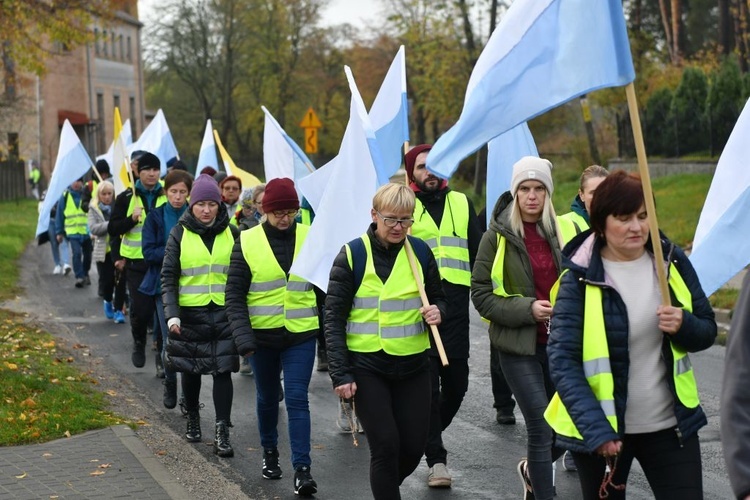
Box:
[376,211,414,228]
[272,209,299,219]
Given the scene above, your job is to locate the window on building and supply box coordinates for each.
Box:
[111,32,117,59]
[129,96,137,137]
[102,30,108,57]
[7,133,19,159]
[126,36,132,61]
[119,35,124,61]
[97,93,106,152]
[114,95,120,113]
[94,28,100,56]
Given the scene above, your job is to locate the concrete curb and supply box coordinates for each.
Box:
[112,425,193,500]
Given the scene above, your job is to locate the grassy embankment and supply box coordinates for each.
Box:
[0,199,124,446]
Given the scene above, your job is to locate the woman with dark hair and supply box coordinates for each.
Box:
[142,169,193,405]
[472,157,564,500]
[161,174,240,457]
[546,170,716,499]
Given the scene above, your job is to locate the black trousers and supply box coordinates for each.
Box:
[490,344,516,412]
[125,263,154,346]
[96,253,127,308]
[424,356,469,466]
[571,428,703,500]
[182,371,233,422]
[353,366,431,500]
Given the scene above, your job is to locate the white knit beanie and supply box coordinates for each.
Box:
[511,156,554,196]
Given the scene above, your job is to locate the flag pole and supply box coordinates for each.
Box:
[625,82,670,305]
[404,237,449,366]
[91,166,104,183]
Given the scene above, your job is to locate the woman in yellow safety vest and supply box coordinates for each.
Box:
[471,157,564,500]
[546,170,717,499]
[161,174,240,458]
[324,183,447,500]
[556,165,609,246]
[225,177,324,497]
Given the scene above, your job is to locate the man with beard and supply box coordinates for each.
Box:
[405,144,482,488]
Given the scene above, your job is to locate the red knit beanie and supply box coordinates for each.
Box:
[404,144,432,182]
[262,178,299,213]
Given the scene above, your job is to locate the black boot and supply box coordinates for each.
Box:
[163,379,177,409]
[214,420,234,457]
[131,340,146,368]
[185,409,201,442]
[155,352,165,378]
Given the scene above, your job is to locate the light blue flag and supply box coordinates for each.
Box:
[427,0,634,178]
[130,109,179,177]
[298,46,409,212]
[290,67,380,291]
[196,119,220,176]
[486,123,538,227]
[262,106,315,186]
[36,120,94,236]
[689,98,750,296]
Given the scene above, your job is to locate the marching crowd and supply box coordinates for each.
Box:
[42,147,718,500]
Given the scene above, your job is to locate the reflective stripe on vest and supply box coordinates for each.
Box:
[121,193,167,259]
[345,236,429,356]
[545,263,701,441]
[411,192,471,286]
[241,224,318,332]
[63,192,88,236]
[557,211,588,246]
[177,227,233,307]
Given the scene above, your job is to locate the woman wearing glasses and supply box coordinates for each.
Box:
[324,183,447,500]
[226,177,324,496]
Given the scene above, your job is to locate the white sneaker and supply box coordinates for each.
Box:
[428,463,452,488]
[53,265,62,275]
[63,264,72,276]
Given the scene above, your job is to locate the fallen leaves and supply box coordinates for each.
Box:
[4,361,18,370]
[15,472,27,479]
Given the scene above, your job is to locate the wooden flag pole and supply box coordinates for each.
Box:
[91,166,104,183]
[404,236,449,366]
[625,82,671,305]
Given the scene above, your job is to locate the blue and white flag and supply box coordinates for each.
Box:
[196,119,220,176]
[690,97,750,296]
[486,123,538,226]
[369,45,409,182]
[427,0,634,178]
[298,46,408,211]
[130,109,179,177]
[262,106,314,185]
[36,120,94,236]
[290,68,380,290]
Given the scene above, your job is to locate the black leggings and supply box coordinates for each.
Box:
[181,371,233,423]
[96,253,127,308]
[425,357,469,466]
[353,367,431,500]
[125,264,154,345]
[571,428,703,500]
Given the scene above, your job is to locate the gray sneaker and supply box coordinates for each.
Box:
[428,463,452,488]
[562,450,577,472]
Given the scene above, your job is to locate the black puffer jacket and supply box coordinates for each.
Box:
[225,221,324,354]
[548,230,717,453]
[324,225,448,389]
[161,207,240,375]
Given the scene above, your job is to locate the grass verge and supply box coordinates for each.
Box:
[0,198,125,445]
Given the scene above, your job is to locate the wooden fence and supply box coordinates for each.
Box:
[0,160,27,201]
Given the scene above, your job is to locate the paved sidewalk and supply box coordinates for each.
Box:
[0,425,191,499]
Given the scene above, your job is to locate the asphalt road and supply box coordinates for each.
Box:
[19,243,733,499]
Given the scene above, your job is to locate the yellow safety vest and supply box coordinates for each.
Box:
[63,192,88,236]
[411,191,471,286]
[545,262,701,441]
[557,211,588,246]
[241,224,318,332]
[489,234,523,299]
[120,192,167,259]
[299,208,313,226]
[345,236,429,356]
[178,227,233,307]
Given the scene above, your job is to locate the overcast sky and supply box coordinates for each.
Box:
[138,0,385,30]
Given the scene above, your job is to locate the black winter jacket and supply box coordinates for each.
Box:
[324,225,448,389]
[161,207,240,375]
[109,181,165,268]
[548,231,717,454]
[414,186,482,359]
[225,221,324,354]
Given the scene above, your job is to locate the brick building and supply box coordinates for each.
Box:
[2,0,145,183]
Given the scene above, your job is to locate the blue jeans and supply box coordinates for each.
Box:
[69,237,92,279]
[500,345,565,500]
[155,295,175,382]
[249,338,315,468]
[48,220,69,267]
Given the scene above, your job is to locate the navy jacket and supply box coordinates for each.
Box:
[548,231,716,454]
